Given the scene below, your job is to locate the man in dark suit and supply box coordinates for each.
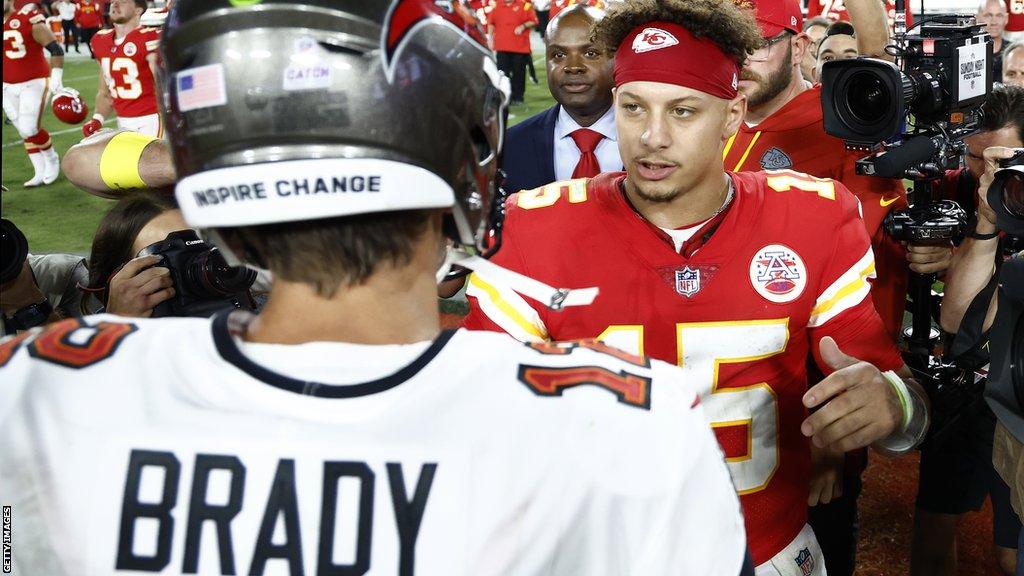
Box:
[502,4,619,193]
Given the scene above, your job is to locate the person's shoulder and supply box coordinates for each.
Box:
[18,5,46,23]
[0,315,210,379]
[506,105,558,140]
[505,172,624,228]
[744,168,860,216]
[93,27,113,37]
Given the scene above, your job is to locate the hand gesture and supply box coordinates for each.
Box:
[801,337,902,452]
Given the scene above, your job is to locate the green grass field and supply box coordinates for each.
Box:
[1,54,556,255]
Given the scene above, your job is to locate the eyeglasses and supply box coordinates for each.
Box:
[747,32,791,63]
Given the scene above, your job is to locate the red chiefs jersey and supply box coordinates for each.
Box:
[75,0,103,29]
[806,0,913,33]
[489,0,537,54]
[725,84,908,339]
[91,25,160,118]
[548,0,604,19]
[3,6,50,84]
[463,170,904,565]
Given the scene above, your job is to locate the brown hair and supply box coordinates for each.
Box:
[221,210,435,298]
[591,0,762,67]
[82,191,178,312]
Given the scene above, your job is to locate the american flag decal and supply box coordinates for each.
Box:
[176,63,228,112]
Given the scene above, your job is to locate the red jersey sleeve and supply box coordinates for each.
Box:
[807,182,904,373]
[462,194,551,341]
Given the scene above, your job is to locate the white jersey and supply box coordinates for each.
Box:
[0,313,747,576]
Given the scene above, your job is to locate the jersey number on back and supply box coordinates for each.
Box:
[598,320,787,494]
[102,56,143,100]
[28,319,137,369]
[3,30,27,59]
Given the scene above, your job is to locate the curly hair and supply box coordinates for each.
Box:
[592,0,762,66]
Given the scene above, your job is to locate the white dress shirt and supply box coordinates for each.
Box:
[553,105,622,181]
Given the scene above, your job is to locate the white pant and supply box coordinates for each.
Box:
[755,524,827,576]
[2,77,48,139]
[116,113,162,138]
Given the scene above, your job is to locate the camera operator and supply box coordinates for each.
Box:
[909,85,1024,576]
[933,143,1024,575]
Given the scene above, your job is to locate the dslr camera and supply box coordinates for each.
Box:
[137,230,257,318]
[989,149,1024,238]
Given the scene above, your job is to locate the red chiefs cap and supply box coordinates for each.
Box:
[752,0,802,38]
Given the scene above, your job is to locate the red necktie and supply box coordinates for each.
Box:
[570,128,604,179]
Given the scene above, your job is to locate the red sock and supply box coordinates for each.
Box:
[24,129,51,151]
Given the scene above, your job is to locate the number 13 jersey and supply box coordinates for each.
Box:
[464,169,904,565]
[90,25,160,118]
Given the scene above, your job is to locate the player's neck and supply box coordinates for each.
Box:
[244,234,443,347]
[114,19,139,38]
[744,72,810,126]
[624,172,731,230]
[245,271,441,346]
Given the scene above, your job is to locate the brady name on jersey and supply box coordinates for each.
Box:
[0,313,748,575]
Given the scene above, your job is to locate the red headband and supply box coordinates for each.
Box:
[613,21,739,100]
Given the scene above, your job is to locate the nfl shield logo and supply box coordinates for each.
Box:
[795,547,815,576]
[675,266,701,297]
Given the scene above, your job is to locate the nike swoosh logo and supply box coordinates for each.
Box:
[880,195,901,207]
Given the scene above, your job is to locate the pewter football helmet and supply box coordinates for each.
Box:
[162,0,509,257]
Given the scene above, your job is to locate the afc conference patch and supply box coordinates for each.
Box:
[795,547,815,576]
[675,266,701,297]
[749,244,806,303]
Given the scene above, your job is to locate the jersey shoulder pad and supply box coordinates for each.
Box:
[94,28,113,36]
[756,168,860,216]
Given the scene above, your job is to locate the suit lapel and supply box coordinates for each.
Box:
[536,105,558,185]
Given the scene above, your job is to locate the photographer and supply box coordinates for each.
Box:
[80,192,264,317]
[910,86,1024,576]
[913,85,1024,573]
[935,143,1024,574]
[1,217,87,336]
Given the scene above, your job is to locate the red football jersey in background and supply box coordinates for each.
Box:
[3,6,50,83]
[464,171,904,565]
[75,0,104,28]
[724,85,908,339]
[91,25,160,118]
[1007,0,1024,32]
[806,0,913,32]
[489,0,537,54]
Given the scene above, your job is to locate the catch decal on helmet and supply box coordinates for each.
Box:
[382,0,489,83]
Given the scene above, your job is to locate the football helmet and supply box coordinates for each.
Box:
[51,88,89,125]
[162,0,509,264]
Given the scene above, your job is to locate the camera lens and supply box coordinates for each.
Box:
[845,72,892,125]
[1,219,29,284]
[186,248,257,298]
[1001,173,1024,218]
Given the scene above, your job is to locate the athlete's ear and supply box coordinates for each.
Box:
[723,93,746,140]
